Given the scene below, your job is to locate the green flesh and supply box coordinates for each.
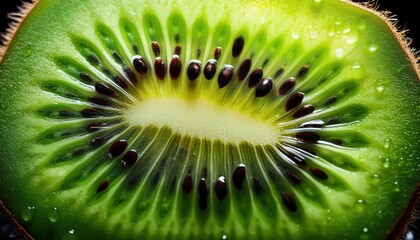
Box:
[0,0,419,239]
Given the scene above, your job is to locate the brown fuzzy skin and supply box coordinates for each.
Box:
[0,0,39,63]
[0,200,34,240]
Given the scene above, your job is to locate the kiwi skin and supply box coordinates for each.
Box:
[0,0,419,239]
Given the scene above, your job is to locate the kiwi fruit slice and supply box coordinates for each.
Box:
[0,0,419,239]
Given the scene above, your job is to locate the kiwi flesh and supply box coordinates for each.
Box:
[0,0,419,239]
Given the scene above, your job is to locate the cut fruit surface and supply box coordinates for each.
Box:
[0,0,419,239]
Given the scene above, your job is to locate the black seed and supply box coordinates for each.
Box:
[81,108,103,118]
[198,197,207,211]
[108,140,128,158]
[274,67,285,78]
[182,174,193,194]
[88,96,113,107]
[293,104,315,118]
[174,45,181,55]
[278,77,296,95]
[295,132,320,143]
[255,78,273,97]
[297,64,309,78]
[151,41,160,56]
[248,68,263,88]
[232,36,245,58]
[215,176,227,201]
[58,110,76,117]
[286,171,302,184]
[112,75,128,89]
[309,168,328,180]
[132,56,148,75]
[282,192,297,212]
[286,92,304,111]
[187,60,201,81]
[97,179,109,193]
[232,164,246,190]
[214,47,222,60]
[237,58,252,82]
[218,65,234,88]
[112,52,123,64]
[154,57,166,80]
[204,59,217,80]
[324,96,337,106]
[169,55,182,80]
[122,150,138,167]
[132,45,139,54]
[198,178,209,198]
[299,119,324,128]
[95,82,115,96]
[123,66,137,84]
[88,54,100,64]
[86,122,108,132]
[252,176,263,195]
[79,72,94,82]
[91,136,109,147]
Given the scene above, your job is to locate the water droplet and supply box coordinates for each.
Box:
[376,85,384,94]
[357,199,364,204]
[384,139,390,148]
[314,0,322,2]
[368,43,378,52]
[363,228,368,233]
[335,48,344,58]
[48,207,59,223]
[383,158,390,168]
[292,32,300,40]
[69,229,75,235]
[22,206,35,221]
[222,235,227,240]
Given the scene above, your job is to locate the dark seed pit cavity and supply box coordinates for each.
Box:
[292,104,315,118]
[215,176,227,201]
[297,64,309,78]
[174,45,181,55]
[218,65,234,88]
[255,78,273,98]
[187,60,201,81]
[182,174,193,194]
[282,192,297,212]
[108,140,128,158]
[278,77,296,95]
[232,36,245,58]
[112,75,128,89]
[169,55,182,80]
[204,59,217,80]
[123,67,137,84]
[79,72,94,82]
[97,179,109,193]
[151,41,161,56]
[295,132,320,143]
[232,164,246,190]
[122,150,138,167]
[286,171,302,184]
[88,96,113,107]
[252,176,263,195]
[286,92,304,111]
[248,68,263,88]
[214,47,222,60]
[154,57,166,80]
[81,108,103,118]
[274,68,285,78]
[132,56,148,75]
[237,58,252,82]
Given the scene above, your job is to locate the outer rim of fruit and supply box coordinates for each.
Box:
[0,200,33,240]
[0,0,39,63]
[343,0,420,79]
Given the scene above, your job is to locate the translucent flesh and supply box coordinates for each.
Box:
[0,0,419,239]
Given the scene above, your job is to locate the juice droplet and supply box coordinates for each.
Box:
[292,32,300,40]
[22,206,35,221]
[49,207,59,223]
[368,43,378,52]
[335,48,344,58]
[363,228,369,233]
[384,139,390,148]
[222,235,227,240]
[376,85,384,94]
[69,229,75,235]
